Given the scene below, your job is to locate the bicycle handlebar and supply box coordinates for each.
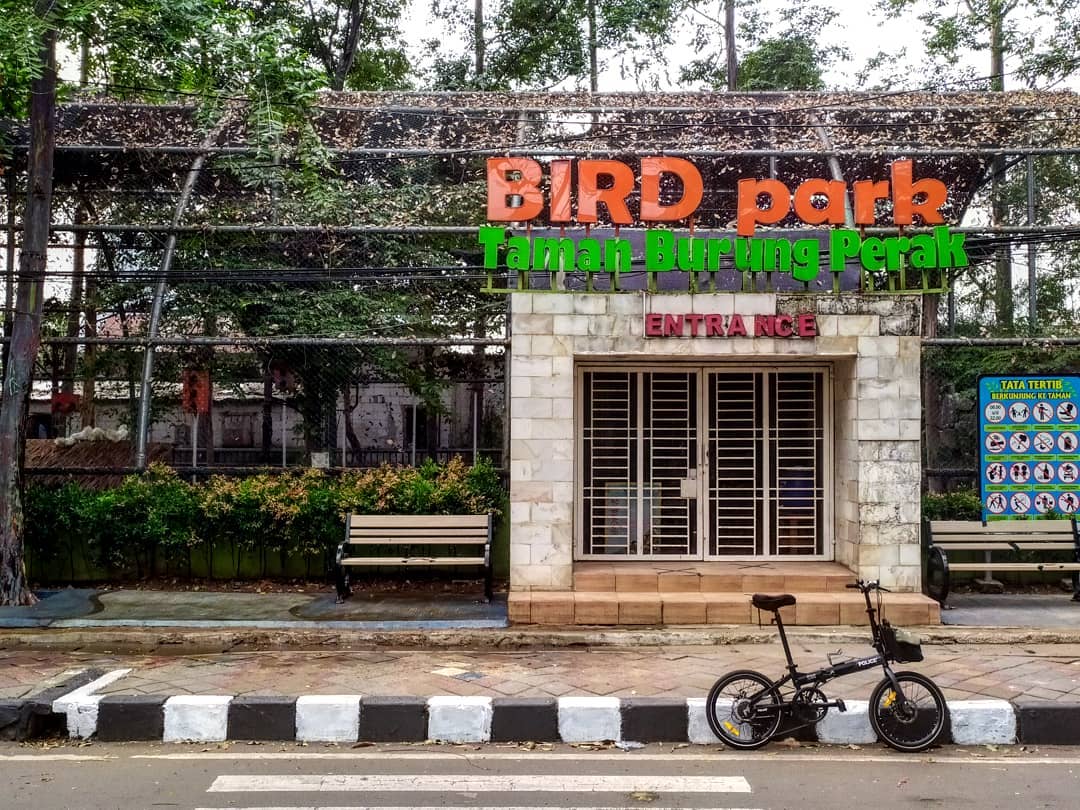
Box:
[846,580,891,593]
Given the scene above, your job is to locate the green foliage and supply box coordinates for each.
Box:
[922,488,982,521]
[26,459,503,582]
[690,34,824,91]
[924,345,1080,471]
[876,0,1080,89]
[428,0,681,90]
[24,482,96,578]
[81,464,199,575]
[679,1,846,91]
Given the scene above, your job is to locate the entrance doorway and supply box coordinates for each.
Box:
[577,365,830,560]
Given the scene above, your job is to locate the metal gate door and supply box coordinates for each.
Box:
[580,370,697,558]
[578,366,828,560]
[706,370,827,558]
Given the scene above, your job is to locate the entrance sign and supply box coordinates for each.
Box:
[644,312,818,338]
[978,375,1080,520]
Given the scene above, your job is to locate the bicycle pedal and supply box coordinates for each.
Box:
[836,699,847,713]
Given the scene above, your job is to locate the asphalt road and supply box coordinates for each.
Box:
[3,742,1078,810]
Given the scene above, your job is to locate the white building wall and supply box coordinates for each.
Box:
[509,292,922,592]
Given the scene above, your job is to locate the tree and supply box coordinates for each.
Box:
[427,0,682,90]
[878,1,1080,333]
[0,0,56,606]
[252,0,412,91]
[679,0,845,90]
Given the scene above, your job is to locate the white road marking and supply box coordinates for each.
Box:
[6,750,1080,766]
[0,755,118,761]
[127,751,1080,765]
[50,668,134,739]
[194,807,764,810]
[207,774,753,793]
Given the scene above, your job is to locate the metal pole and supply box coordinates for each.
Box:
[36,221,1080,237]
[134,108,234,470]
[31,143,1080,159]
[410,403,417,467]
[503,296,511,475]
[17,335,510,347]
[1027,154,1037,335]
[472,389,479,464]
[281,399,287,469]
[192,411,199,469]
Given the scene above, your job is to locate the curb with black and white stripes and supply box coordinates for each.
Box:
[11,669,1076,747]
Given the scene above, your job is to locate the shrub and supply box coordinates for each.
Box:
[82,464,199,576]
[922,489,982,522]
[23,457,504,583]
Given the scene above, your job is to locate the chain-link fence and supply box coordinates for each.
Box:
[922,343,1080,495]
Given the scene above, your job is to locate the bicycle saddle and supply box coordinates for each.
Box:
[751,593,796,611]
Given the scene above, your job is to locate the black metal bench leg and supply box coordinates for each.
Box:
[335,566,351,603]
[1072,571,1080,602]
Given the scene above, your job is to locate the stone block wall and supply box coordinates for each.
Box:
[509,292,922,592]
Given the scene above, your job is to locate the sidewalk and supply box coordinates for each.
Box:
[4,587,1080,746]
[5,641,1080,747]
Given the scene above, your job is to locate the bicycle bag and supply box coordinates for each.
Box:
[882,622,925,663]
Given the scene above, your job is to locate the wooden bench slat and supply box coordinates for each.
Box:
[349,528,488,538]
[348,515,489,528]
[345,536,487,545]
[946,563,1080,572]
[930,533,1073,543]
[930,519,1074,533]
[934,542,1078,551]
[340,556,487,566]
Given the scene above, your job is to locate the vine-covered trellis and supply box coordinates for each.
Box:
[2,90,1080,479]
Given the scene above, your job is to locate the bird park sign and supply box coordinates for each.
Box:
[480,157,968,291]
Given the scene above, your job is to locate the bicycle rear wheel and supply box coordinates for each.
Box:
[869,671,947,752]
[705,669,782,750]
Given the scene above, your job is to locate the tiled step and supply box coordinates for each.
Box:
[508,590,941,627]
[573,561,855,594]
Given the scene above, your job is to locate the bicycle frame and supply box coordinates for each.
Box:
[743,585,904,716]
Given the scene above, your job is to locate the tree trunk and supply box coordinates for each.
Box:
[3,171,15,380]
[0,13,56,606]
[989,0,1013,332]
[474,0,485,78]
[587,0,598,92]
[331,0,366,91]
[725,0,737,91]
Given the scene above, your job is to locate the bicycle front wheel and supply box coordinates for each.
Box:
[869,671,947,752]
[705,669,782,750]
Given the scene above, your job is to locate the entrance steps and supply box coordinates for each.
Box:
[509,561,941,626]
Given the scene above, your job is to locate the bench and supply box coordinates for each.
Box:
[334,513,493,603]
[924,518,1080,606]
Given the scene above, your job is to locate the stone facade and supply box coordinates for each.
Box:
[509,292,922,592]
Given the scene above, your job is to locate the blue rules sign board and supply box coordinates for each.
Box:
[979,375,1080,520]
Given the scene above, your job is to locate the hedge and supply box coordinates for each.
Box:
[25,458,504,582]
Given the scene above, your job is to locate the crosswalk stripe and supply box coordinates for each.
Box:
[207,774,753,793]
